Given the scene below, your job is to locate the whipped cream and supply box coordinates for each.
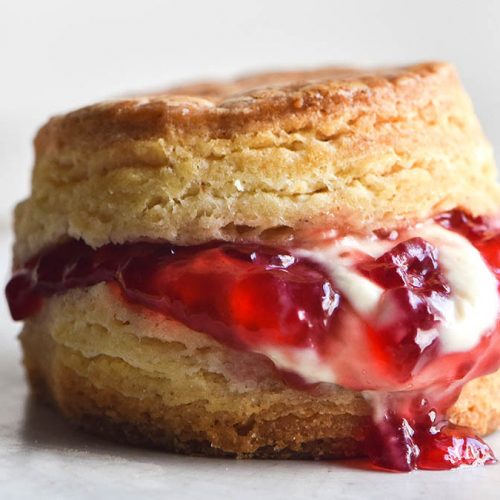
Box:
[297,222,498,354]
[294,236,392,317]
[261,346,337,384]
[259,222,499,384]
[416,224,499,352]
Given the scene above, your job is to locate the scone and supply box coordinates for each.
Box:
[6,62,500,471]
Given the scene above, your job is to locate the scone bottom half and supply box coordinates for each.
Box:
[7,62,500,472]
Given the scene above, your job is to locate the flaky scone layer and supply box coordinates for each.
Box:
[14,62,499,263]
[19,284,500,457]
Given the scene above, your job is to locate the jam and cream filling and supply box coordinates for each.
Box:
[6,210,500,472]
[270,221,499,385]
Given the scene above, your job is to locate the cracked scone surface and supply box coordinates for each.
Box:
[20,284,500,458]
[14,62,499,263]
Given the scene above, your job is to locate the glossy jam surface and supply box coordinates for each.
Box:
[358,237,450,378]
[6,210,500,472]
[365,403,496,471]
[8,242,341,350]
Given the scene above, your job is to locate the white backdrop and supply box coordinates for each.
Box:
[1,0,500,219]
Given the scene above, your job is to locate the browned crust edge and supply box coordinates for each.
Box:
[35,62,459,150]
[25,361,366,460]
[22,342,500,460]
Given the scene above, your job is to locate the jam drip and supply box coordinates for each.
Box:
[365,394,496,471]
[5,210,500,472]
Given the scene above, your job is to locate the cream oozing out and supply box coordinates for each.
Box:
[300,222,498,354]
[261,346,337,384]
[415,224,499,353]
[258,222,499,385]
[294,235,393,317]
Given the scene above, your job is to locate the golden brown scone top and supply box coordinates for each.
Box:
[15,62,500,263]
[34,62,474,142]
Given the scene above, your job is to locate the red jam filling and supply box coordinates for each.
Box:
[6,210,500,472]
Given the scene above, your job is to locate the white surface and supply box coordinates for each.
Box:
[2,1,500,498]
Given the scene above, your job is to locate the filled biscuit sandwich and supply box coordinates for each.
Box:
[7,62,500,471]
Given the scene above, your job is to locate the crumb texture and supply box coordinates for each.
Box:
[19,285,500,457]
[14,62,499,263]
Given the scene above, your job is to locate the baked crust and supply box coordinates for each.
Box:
[19,285,500,458]
[13,62,500,459]
[14,62,499,263]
